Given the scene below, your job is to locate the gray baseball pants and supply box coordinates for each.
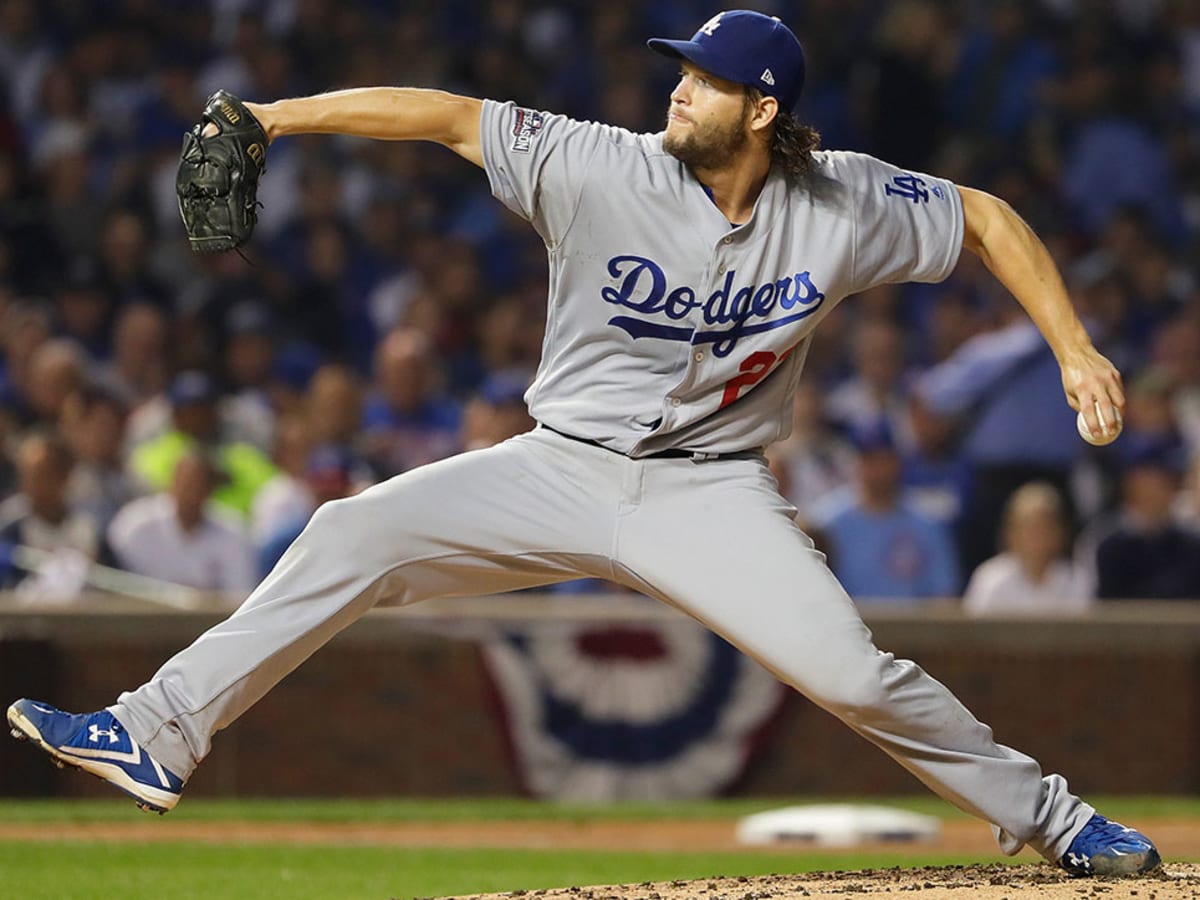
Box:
[111,428,1092,859]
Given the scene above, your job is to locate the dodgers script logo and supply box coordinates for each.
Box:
[601,255,826,357]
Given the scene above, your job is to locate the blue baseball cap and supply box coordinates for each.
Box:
[849,417,897,454]
[306,443,354,486]
[478,371,530,407]
[167,370,218,406]
[648,10,806,110]
[1116,433,1187,476]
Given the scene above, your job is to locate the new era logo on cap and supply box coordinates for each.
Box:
[647,10,806,109]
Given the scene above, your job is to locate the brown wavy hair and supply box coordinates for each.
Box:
[745,87,821,180]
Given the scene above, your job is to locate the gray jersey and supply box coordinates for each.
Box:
[481,101,963,456]
[86,99,1095,867]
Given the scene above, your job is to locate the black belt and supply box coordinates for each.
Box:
[541,425,760,462]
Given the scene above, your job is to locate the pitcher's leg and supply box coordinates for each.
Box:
[112,432,616,778]
[616,457,1091,861]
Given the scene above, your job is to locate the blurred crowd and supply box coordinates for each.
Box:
[1,0,1199,610]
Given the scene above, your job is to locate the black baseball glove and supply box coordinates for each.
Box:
[176,90,268,254]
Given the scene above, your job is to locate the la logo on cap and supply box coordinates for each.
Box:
[647,10,807,109]
[699,12,724,36]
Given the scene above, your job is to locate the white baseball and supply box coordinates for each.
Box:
[1076,402,1121,446]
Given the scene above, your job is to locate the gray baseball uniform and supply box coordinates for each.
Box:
[110,100,1091,860]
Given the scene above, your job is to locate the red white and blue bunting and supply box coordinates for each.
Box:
[483,617,786,800]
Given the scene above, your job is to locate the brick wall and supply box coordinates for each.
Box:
[2,604,1197,799]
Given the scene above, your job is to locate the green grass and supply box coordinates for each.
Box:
[0,796,1195,899]
[0,795,971,824]
[3,794,1200,824]
[0,842,996,900]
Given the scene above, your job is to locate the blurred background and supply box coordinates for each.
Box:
[1,0,1200,802]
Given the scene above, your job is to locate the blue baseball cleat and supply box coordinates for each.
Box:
[7,699,183,813]
[1059,814,1161,876]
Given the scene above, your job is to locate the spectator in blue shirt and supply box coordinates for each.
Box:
[1094,435,1200,600]
[947,0,1059,140]
[361,326,461,476]
[1055,56,1187,245]
[915,305,1081,573]
[812,419,959,602]
[258,444,359,578]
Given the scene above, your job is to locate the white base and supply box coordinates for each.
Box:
[736,803,941,847]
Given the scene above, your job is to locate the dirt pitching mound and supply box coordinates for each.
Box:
[440,862,1200,900]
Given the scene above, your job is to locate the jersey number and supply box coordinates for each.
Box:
[720,349,791,410]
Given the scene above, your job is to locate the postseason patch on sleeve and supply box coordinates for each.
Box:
[511,107,545,153]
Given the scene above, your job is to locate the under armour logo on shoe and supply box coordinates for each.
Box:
[88,724,120,744]
[761,68,775,86]
[1066,852,1091,870]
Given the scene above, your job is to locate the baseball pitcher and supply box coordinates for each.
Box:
[9,10,1155,877]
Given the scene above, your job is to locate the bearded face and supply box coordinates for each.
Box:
[663,97,753,170]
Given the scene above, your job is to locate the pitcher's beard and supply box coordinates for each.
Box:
[663,113,750,171]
